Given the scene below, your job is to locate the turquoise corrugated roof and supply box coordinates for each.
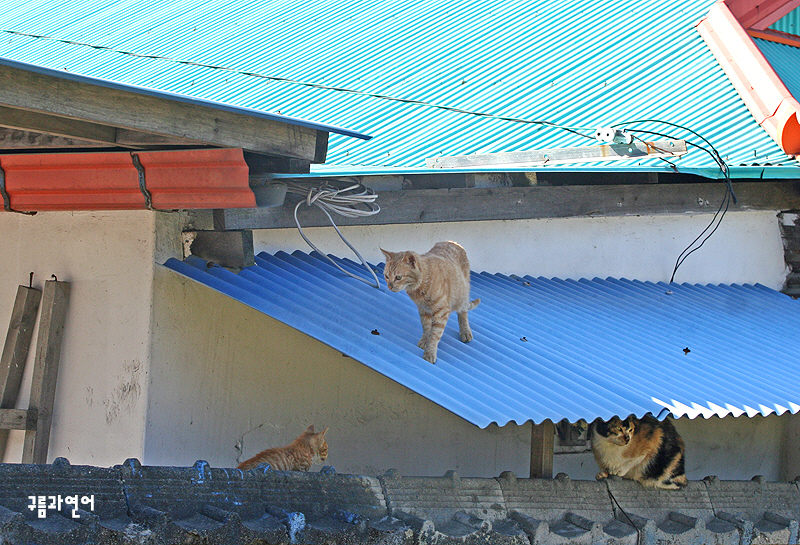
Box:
[756,38,800,99]
[0,0,797,175]
[163,251,800,428]
[771,6,800,34]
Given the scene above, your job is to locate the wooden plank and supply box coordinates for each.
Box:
[214,181,800,230]
[0,64,323,160]
[115,128,204,146]
[530,421,555,479]
[0,104,119,144]
[0,408,36,430]
[0,285,41,458]
[0,111,199,149]
[0,128,107,149]
[22,280,70,464]
[427,140,687,168]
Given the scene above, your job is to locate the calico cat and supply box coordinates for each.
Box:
[381,241,480,364]
[237,425,328,471]
[590,414,687,490]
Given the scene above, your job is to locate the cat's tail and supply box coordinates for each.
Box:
[469,298,481,310]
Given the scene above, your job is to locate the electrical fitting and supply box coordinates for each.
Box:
[594,127,633,145]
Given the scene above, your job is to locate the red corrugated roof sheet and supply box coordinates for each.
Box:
[0,148,255,212]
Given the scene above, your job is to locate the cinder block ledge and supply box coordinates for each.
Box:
[1,460,799,544]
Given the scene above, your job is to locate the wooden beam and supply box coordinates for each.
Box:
[213,181,800,230]
[0,285,41,458]
[0,128,107,149]
[0,106,204,149]
[22,280,70,464]
[0,63,324,160]
[114,128,206,146]
[0,104,119,144]
[0,408,36,431]
[530,421,555,479]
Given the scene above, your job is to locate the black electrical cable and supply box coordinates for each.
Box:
[610,120,735,283]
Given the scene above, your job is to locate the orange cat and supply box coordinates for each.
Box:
[591,414,687,490]
[237,425,328,471]
[381,241,480,364]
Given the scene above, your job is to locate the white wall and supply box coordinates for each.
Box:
[253,211,787,289]
[0,211,156,467]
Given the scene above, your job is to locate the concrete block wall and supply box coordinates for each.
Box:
[2,459,800,544]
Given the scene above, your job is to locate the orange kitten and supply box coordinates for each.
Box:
[591,414,687,490]
[381,241,480,364]
[237,425,328,472]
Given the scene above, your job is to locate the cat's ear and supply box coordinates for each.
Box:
[404,253,417,268]
[320,427,329,437]
[305,425,315,434]
[380,248,393,261]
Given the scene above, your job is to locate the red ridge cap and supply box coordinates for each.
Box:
[0,148,255,212]
[0,152,144,211]
[698,1,800,155]
[134,148,255,210]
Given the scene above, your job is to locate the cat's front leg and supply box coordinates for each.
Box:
[422,308,449,364]
[417,310,432,349]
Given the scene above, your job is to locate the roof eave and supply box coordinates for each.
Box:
[0,57,371,142]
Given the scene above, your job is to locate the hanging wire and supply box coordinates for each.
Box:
[609,120,735,284]
[285,180,381,288]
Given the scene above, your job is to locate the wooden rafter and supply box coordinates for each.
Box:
[212,181,800,230]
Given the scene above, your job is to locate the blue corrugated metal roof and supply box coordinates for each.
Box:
[0,0,796,175]
[163,251,800,428]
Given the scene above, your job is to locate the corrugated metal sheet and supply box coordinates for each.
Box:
[0,56,369,141]
[163,251,800,428]
[0,148,255,211]
[0,0,794,173]
[771,6,800,34]
[756,38,800,98]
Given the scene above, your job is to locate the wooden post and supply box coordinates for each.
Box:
[22,280,69,464]
[0,284,41,459]
[530,420,555,479]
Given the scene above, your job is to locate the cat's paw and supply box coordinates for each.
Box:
[460,329,473,343]
[418,338,427,349]
[595,470,609,480]
[422,350,437,364]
